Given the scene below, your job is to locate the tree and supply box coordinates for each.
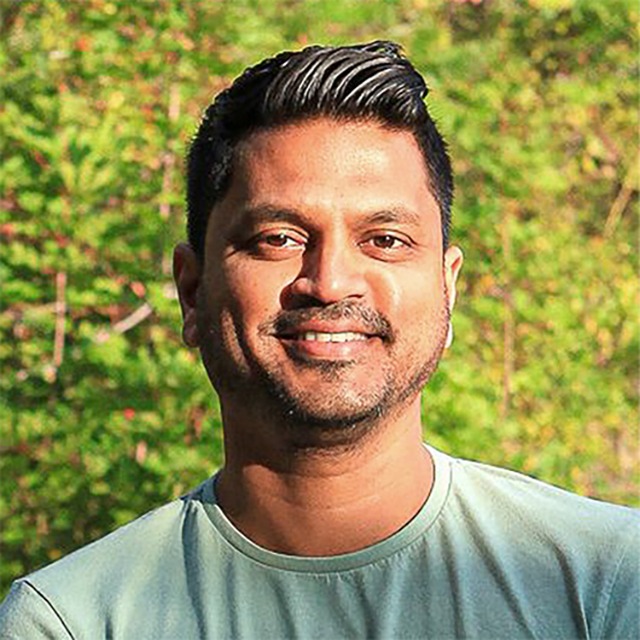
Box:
[1,0,637,598]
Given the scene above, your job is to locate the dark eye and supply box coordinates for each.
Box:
[247,230,306,259]
[360,232,414,261]
[264,233,293,247]
[371,235,404,249]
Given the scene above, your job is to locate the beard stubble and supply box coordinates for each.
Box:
[197,291,450,450]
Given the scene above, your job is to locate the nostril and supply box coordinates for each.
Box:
[280,277,327,310]
[290,292,327,310]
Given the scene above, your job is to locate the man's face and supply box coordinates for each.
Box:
[179,118,462,441]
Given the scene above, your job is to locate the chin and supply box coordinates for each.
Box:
[280,403,385,451]
[285,396,385,429]
[263,375,411,450]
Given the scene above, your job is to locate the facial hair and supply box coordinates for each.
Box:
[197,287,451,450]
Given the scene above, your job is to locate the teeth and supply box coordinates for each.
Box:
[300,331,367,343]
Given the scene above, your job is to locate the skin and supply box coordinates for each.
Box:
[174,118,463,555]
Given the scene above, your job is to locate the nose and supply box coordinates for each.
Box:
[286,238,367,306]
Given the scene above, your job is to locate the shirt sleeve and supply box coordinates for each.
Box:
[598,519,640,640]
[0,581,73,640]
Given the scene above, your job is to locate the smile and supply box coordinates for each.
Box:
[297,331,368,343]
[277,329,376,361]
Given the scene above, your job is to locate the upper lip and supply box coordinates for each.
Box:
[274,322,376,338]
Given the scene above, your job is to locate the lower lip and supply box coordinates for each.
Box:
[279,336,377,360]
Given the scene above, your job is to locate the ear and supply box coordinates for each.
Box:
[173,243,201,347]
[443,245,463,349]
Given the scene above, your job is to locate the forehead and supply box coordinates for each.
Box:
[235,118,429,190]
[212,118,441,239]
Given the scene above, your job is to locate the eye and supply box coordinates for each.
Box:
[360,232,414,261]
[262,232,304,248]
[247,230,306,259]
[370,234,405,250]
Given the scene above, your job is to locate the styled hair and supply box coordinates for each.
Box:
[186,41,453,259]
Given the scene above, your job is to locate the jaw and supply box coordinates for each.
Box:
[197,292,449,453]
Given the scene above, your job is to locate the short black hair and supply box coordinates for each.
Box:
[186,41,453,260]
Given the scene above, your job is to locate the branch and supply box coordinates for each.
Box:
[53,272,67,368]
[113,302,153,334]
[604,158,638,238]
[95,302,153,343]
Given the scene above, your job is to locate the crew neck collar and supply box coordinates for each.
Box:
[196,445,452,573]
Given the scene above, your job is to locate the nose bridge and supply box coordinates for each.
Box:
[299,226,365,303]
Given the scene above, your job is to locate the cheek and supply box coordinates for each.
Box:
[222,261,291,331]
[368,266,444,322]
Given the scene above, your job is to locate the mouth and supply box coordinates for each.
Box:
[277,330,377,360]
[262,301,392,361]
[284,331,370,343]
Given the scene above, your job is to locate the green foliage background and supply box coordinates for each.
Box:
[1,0,638,597]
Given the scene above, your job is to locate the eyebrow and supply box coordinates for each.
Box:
[234,205,305,228]
[360,207,424,228]
[227,203,426,237]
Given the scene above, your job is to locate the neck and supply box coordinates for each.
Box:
[215,399,433,556]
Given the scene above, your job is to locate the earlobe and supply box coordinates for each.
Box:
[173,243,201,348]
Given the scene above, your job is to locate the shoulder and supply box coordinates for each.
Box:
[0,580,73,639]
[32,495,193,586]
[0,481,215,639]
[441,453,639,636]
[448,454,639,538]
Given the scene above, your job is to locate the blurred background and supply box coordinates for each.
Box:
[1,0,637,598]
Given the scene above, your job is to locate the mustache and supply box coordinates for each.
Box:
[259,300,394,340]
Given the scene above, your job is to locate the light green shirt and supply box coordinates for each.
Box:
[1,447,638,639]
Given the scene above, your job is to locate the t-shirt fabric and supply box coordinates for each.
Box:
[1,447,638,639]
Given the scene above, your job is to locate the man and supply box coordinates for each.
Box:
[1,41,637,639]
